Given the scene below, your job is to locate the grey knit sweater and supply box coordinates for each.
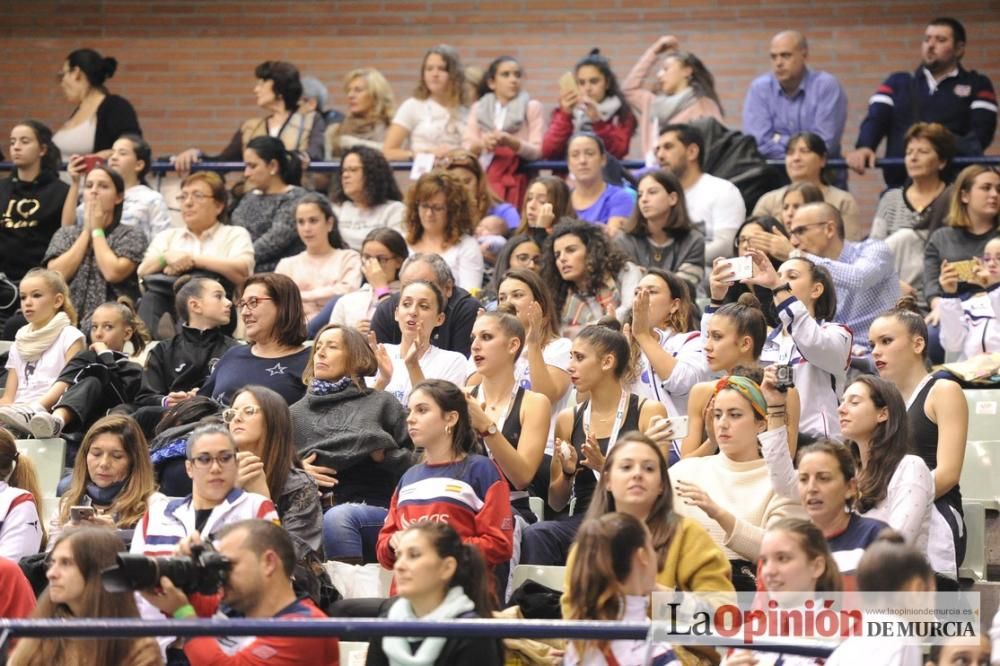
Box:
[289,384,414,507]
[230,185,306,272]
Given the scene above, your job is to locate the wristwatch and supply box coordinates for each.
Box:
[771,282,793,294]
[478,423,498,438]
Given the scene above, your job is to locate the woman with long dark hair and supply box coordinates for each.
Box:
[376,379,513,573]
[365,522,504,666]
[231,135,307,272]
[541,218,642,338]
[617,169,705,288]
[0,121,70,330]
[542,49,636,160]
[563,513,679,665]
[276,193,362,320]
[624,35,724,160]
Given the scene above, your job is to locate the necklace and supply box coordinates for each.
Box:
[648,238,670,264]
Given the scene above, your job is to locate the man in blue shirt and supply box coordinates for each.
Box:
[762,201,900,348]
[742,31,848,176]
[846,17,997,187]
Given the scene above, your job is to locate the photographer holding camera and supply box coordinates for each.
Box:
[139,520,338,666]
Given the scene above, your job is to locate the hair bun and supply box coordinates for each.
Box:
[101,57,118,79]
[894,294,921,315]
[736,292,762,310]
[588,48,601,56]
[595,315,622,332]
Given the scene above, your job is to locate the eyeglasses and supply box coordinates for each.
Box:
[222,405,263,423]
[981,254,1000,265]
[235,296,273,310]
[418,203,448,215]
[176,192,212,204]
[188,451,237,469]
[514,253,542,266]
[736,236,753,247]
[362,254,394,264]
[789,221,829,237]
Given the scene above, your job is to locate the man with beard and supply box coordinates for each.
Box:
[847,17,996,187]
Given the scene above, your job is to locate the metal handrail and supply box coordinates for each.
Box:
[0,617,836,658]
[0,155,997,174]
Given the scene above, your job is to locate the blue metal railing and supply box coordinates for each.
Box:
[0,617,837,658]
[0,155,998,175]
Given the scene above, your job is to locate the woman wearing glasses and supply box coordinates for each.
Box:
[130,422,279,644]
[404,170,484,291]
[225,385,328,600]
[136,171,255,336]
[201,273,312,405]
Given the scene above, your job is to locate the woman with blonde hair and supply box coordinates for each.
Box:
[923,165,999,327]
[383,45,467,161]
[325,68,396,159]
[404,170,483,290]
[54,414,159,539]
[0,429,47,558]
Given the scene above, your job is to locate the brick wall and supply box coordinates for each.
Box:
[3,0,999,222]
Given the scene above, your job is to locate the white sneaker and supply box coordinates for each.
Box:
[29,412,63,439]
[0,405,37,437]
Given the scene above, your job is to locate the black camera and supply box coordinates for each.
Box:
[101,543,231,595]
[774,364,795,393]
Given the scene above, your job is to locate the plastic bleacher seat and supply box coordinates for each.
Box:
[959,440,999,510]
[965,389,1000,442]
[528,497,545,523]
[0,341,11,356]
[16,438,66,499]
[959,500,986,582]
[339,641,369,666]
[511,565,566,593]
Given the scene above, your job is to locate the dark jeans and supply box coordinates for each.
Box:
[519,513,584,566]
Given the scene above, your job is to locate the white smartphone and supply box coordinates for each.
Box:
[726,256,754,282]
[666,416,689,439]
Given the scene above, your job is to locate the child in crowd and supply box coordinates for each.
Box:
[939,236,1000,359]
[276,192,362,320]
[0,269,85,435]
[26,299,149,438]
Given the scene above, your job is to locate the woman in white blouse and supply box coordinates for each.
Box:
[383,44,467,161]
[404,170,484,291]
[760,372,935,573]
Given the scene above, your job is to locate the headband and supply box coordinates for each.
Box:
[714,375,767,419]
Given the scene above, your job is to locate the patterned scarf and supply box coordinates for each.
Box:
[714,375,767,419]
[561,276,622,334]
[309,376,353,396]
